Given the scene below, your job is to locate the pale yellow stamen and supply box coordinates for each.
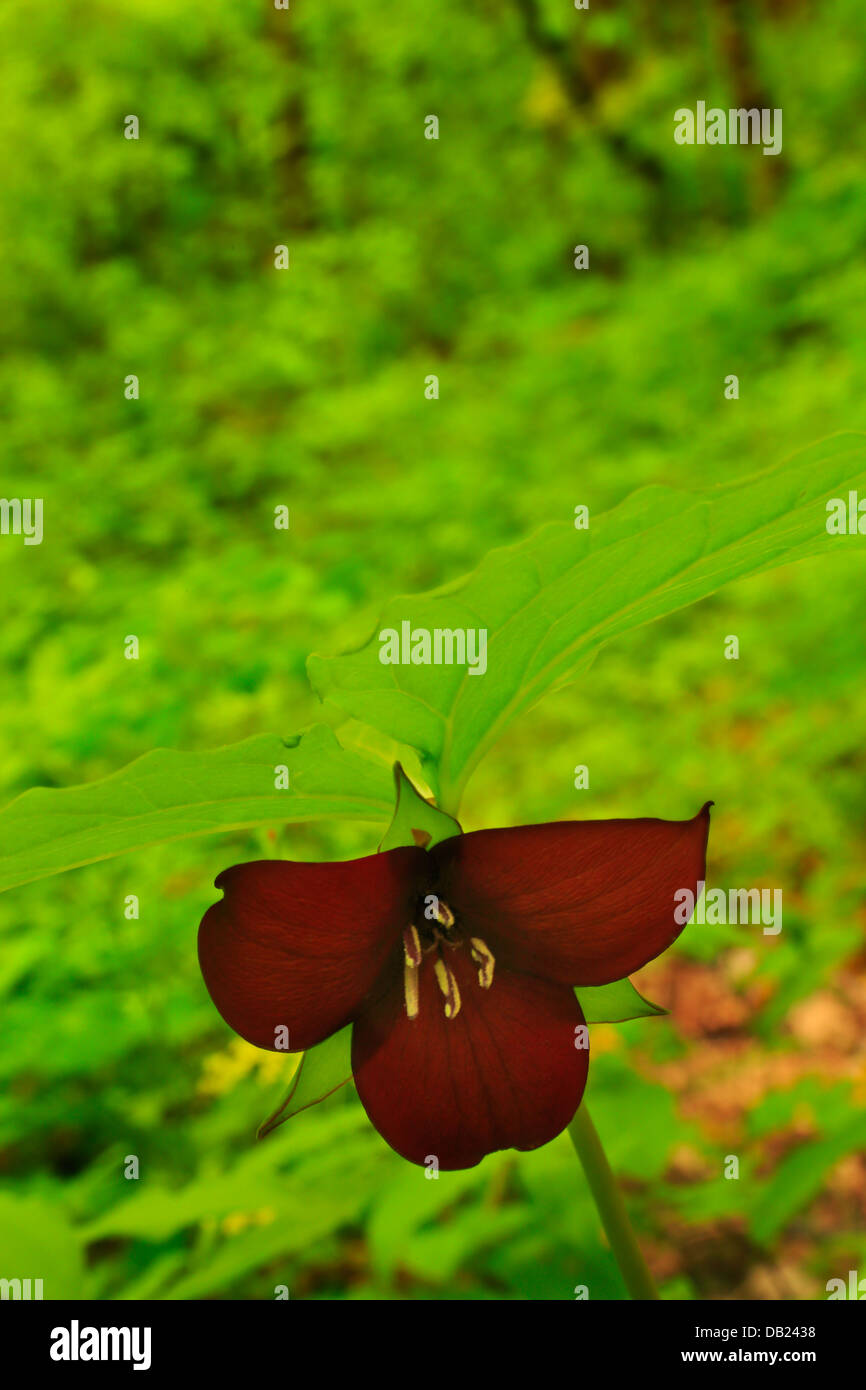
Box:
[402,926,422,1020]
[403,924,423,968]
[469,937,495,989]
[433,957,461,1020]
[403,958,420,1020]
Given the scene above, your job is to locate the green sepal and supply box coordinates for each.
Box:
[257,1026,352,1139]
[378,762,462,852]
[576,978,668,1024]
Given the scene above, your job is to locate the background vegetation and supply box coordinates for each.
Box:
[1,0,865,1300]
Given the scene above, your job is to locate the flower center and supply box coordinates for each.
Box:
[402,898,495,1022]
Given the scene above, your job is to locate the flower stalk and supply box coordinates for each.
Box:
[568,1103,659,1300]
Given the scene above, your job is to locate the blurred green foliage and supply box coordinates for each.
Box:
[1,0,865,1300]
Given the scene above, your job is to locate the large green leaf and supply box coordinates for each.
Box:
[308,435,866,807]
[0,725,393,893]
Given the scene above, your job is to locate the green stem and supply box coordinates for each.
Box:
[568,1104,659,1300]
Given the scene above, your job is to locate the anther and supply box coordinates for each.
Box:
[469,937,495,990]
[403,958,420,1020]
[403,924,423,968]
[433,899,455,931]
[433,957,461,1020]
[402,926,422,1020]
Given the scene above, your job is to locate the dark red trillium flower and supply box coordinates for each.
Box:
[199,805,711,1170]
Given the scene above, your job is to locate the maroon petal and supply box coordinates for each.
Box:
[432,805,711,987]
[352,948,588,1169]
[198,848,424,1052]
